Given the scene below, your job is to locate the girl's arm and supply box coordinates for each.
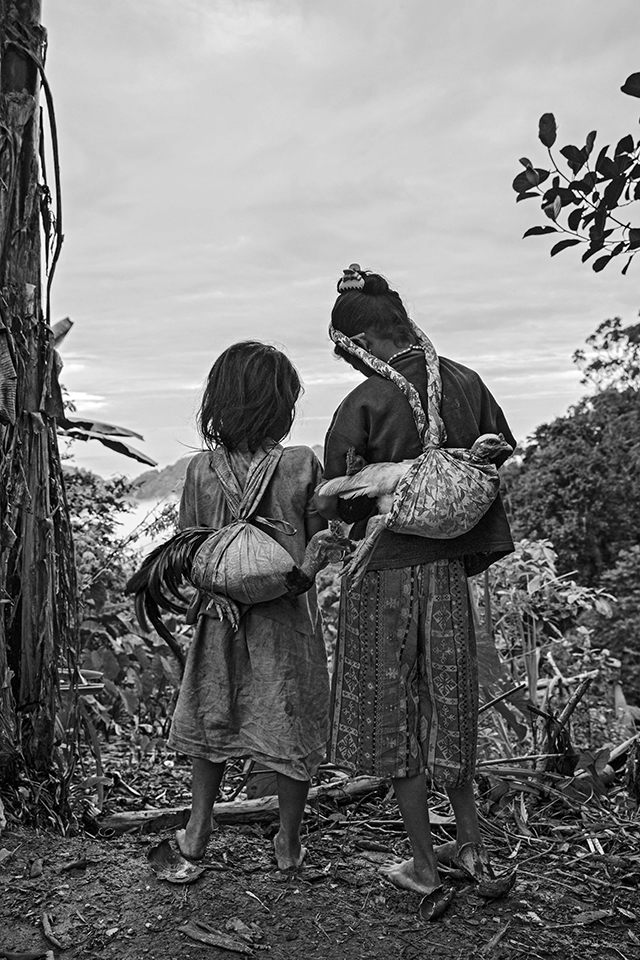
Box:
[305,451,330,538]
[305,510,328,540]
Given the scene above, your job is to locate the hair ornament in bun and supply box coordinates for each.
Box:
[337,263,370,293]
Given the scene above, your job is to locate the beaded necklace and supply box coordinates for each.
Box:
[387,344,425,365]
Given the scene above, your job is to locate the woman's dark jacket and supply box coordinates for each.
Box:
[323,351,516,576]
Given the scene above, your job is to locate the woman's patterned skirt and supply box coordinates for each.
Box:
[328,558,478,786]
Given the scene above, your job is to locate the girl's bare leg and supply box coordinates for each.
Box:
[379,774,441,894]
[274,773,309,870]
[177,758,226,859]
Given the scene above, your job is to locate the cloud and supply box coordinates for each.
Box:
[44,0,640,476]
[299,370,362,388]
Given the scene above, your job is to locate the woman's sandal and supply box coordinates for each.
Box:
[454,842,490,881]
[454,842,517,899]
[418,885,455,922]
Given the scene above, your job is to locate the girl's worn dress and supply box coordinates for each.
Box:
[323,349,515,787]
[168,442,330,780]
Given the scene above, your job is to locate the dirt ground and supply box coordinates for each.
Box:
[2,797,640,960]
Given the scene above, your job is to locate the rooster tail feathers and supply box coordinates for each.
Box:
[125,527,211,598]
[127,527,214,667]
[143,591,185,672]
[124,538,171,595]
[135,590,151,634]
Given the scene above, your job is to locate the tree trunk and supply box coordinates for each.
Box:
[0,0,77,781]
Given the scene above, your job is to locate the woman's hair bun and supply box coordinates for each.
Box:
[362,273,389,296]
[337,263,390,297]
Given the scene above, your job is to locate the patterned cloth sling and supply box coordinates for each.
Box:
[190,443,299,607]
[328,320,501,542]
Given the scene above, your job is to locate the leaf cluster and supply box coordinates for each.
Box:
[81,628,183,738]
[64,467,136,604]
[483,539,612,657]
[513,72,640,273]
[582,545,640,704]
[64,466,185,749]
[504,383,640,586]
[572,316,640,389]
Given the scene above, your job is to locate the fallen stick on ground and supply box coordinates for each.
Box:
[554,676,593,735]
[99,775,387,835]
[609,733,639,764]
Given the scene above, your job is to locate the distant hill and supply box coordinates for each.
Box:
[130,456,193,501]
[131,444,324,502]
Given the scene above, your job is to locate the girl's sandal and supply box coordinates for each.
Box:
[176,828,209,863]
[418,885,455,922]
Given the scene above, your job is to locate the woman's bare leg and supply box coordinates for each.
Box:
[177,758,225,859]
[434,781,486,872]
[379,774,441,895]
[446,780,482,847]
[274,773,309,870]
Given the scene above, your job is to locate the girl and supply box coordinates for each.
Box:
[317,266,516,918]
[168,341,330,871]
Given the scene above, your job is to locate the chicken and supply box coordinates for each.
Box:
[282,525,353,594]
[318,459,415,513]
[125,523,351,664]
[317,433,513,580]
[318,434,512,506]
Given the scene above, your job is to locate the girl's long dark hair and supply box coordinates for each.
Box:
[198,341,302,452]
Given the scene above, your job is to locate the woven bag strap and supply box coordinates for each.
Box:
[211,442,284,521]
[328,320,445,449]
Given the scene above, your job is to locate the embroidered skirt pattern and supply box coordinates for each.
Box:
[328,558,478,785]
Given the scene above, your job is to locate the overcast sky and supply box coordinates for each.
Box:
[44,0,640,477]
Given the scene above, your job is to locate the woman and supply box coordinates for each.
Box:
[316,265,515,919]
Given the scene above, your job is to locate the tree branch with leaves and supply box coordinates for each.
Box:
[513,72,640,274]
